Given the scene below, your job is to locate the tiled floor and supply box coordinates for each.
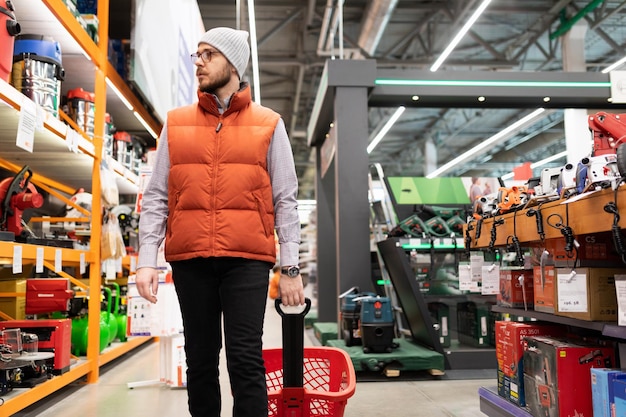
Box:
[13,294,495,416]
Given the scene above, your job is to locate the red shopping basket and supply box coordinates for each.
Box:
[265,299,356,417]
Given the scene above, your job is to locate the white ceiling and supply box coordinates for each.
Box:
[198,0,626,199]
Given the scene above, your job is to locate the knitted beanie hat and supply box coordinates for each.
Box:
[198,27,250,80]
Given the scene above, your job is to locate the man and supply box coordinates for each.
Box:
[135,27,305,417]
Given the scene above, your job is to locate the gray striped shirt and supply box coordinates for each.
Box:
[137,99,301,270]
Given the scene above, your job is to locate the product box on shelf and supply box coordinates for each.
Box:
[495,321,563,407]
[614,378,626,417]
[0,279,26,320]
[554,267,620,321]
[498,268,534,309]
[533,265,556,313]
[457,300,495,347]
[544,232,623,268]
[591,368,626,417]
[523,336,615,417]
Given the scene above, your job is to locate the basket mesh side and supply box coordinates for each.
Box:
[265,349,352,416]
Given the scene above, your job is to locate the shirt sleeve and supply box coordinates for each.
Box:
[137,121,170,269]
[267,118,301,266]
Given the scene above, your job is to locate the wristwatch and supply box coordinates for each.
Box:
[281,265,300,278]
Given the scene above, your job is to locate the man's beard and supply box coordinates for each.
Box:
[199,68,231,94]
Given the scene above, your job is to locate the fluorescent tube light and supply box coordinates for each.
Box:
[602,57,626,73]
[105,77,134,111]
[427,108,546,178]
[500,150,567,181]
[374,79,610,88]
[367,106,405,154]
[134,111,158,139]
[248,0,261,103]
[430,0,492,72]
[530,150,567,168]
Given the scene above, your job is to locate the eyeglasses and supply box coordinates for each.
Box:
[191,50,222,64]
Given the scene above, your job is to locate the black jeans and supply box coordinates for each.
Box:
[170,257,272,417]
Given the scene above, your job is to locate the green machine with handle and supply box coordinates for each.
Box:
[71,290,111,356]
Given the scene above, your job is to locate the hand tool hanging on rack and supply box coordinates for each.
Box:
[506,211,525,266]
[488,218,504,253]
[526,204,546,241]
[603,180,626,264]
[546,208,580,268]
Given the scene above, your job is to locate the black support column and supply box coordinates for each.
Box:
[308,59,376,322]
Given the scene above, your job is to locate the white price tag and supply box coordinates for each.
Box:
[130,255,137,272]
[66,129,80,153]
[458,263,472,291]
[80,252,86,275]
[12,245,22,274]
[16,98,36,152]
[481,264,499,295]
[35,104,45,131]
[557,270,587,312]
[615,275,626,326]
[36,247,44,273]
[55,249,62,272]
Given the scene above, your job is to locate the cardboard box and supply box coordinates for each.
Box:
[533,265,556,313]
[523,336,615,417]
[498,268,534,309]
[613,379,626,417]
[544,232,623,268]
[457,301,493,347]
[495,321,563,406]
[0,279,26,320]
[591,368,626,417]
[555,268,620,321]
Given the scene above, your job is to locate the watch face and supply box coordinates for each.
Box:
[287,266,299,277]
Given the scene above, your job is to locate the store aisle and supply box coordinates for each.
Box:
[12,294,494,417]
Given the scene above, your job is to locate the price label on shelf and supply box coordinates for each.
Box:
[615,275,626,326]
[481,264,499,295]
[36,247,44,273]
[16,98,36,152]
[12,245,22,274]
[557,270,587,312]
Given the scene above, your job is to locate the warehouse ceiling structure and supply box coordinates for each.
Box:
[197,0,626,199]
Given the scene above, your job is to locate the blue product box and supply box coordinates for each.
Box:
[613,378,626,417]
[592,368,626,417]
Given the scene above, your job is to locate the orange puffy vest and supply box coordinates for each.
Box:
[164,85,280,264]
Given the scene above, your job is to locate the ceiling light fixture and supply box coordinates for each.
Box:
[248,0,261,103]
[430,0,492,72]
[105,77,133,111]
[375,79,610,88]
[426,107,546,178]
[500,150,567,180]
[602,57,626,73]
[367,106,405,154]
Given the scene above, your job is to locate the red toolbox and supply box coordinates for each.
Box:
[264,299,356,417]
[26,278,73,315]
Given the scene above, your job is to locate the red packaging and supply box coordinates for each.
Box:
[498,268,534,309]
[495,321,563,406]
[523,336,615,417]
[533,265,555,313]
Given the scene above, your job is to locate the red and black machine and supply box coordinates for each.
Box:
[0,319,72,374]
[0,165,43,241]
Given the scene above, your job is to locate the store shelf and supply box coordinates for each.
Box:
[0,0,162,414]
[491,305,626,339]
[0,336,152,415]
[479,386,532,417]
[467,186,626,248]
[0,240,91,264]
